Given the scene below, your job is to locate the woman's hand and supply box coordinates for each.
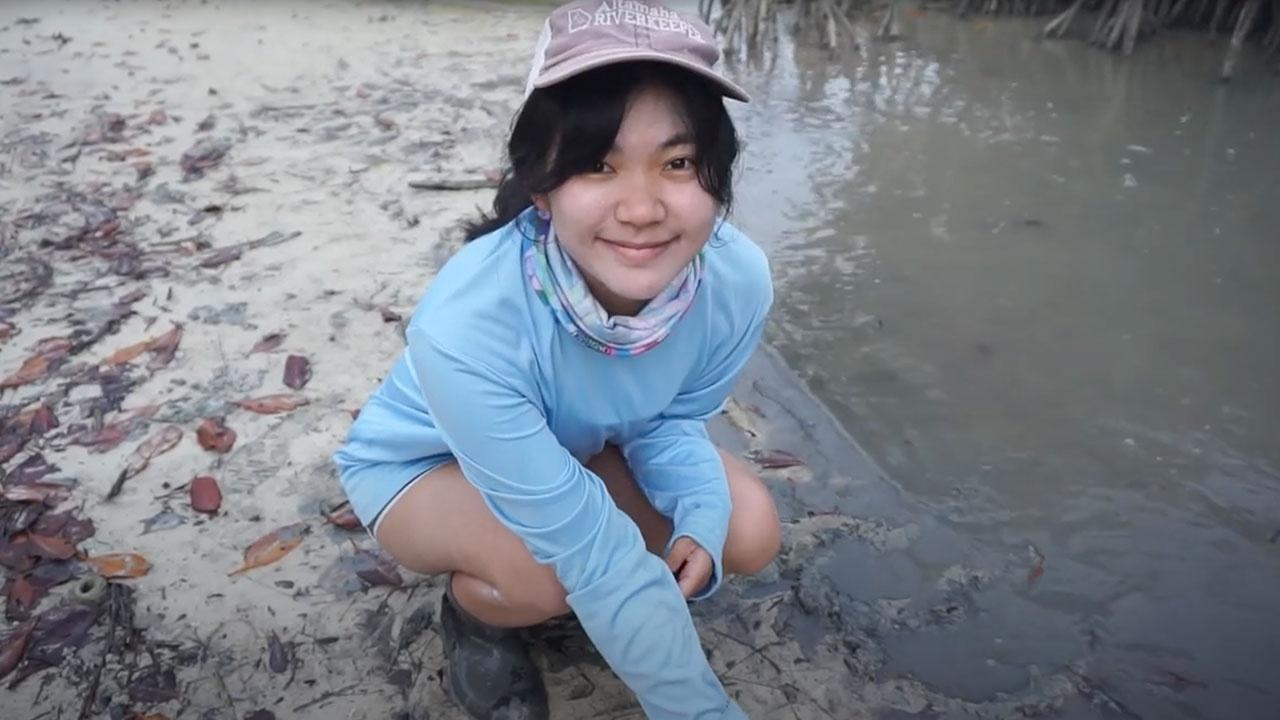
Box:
[665,536,713,599]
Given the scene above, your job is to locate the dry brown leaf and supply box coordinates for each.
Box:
[0,354,52,390]
[322,501,360,530]
[229,523,309,576]
[27,533,77,560]
[146,324,182,370]
[196,417,236,453]
[8,402,58,437]
[189,475,222,513]
[249,332,286,355]
[2,483,71,505]
[105,338,152,366]
[234,395,309,415]
[0,618,37,681]
[283,355,311,390]
[353,548,403,587]
[197,247,242,268]
[746,449,806,470]
[108,425,184,499]
[379,306,402,323]
[84,552,151,579]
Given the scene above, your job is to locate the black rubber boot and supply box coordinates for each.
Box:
[439,578,549,720]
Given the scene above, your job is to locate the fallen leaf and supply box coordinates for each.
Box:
[25,604,99,670]
[127,664,178,703]
[243,712,275,720]
[31,511,94,544]
[179,137,231,180]
[267,631,289,673]
[283,355,311,390]
[1027,544,1046,588]
[249,332,286,355]
[2,483,70,505]
[145,324,182,370]
[746,449,806,470]
[196,246,241,268]
[69,422,130,453]
[1151,669,1208,691]
[108,425,184,500]
[7,577,38,613]
[0,436,22,466]
[353,547,403,587]
[140,508,187,535]
[189,476,221,513]
[0,618,37,681]
[0,536,36,574]
[1027,563,1045,587]
[83,552,151,579]
[195,417,235,453]
[379,307,402,323]
[7,453,58,484]
[147,109,168,125]
[229,523,309,576]
[322,501,360,530]
[15,562,75,613]
[104,337,152,366]
[0,354,52,390]
[5,402,58,437]
[196,113,215,132]
[234,394,309,415]
[27,533,76,560]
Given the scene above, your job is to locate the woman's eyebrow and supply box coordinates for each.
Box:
[610,132,695,153]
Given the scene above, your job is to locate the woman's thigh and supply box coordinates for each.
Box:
[372,444,777,590]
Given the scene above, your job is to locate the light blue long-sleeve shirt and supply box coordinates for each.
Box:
[333,208,771,719]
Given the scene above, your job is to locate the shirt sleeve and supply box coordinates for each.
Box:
[620,276,772,600]
[408,327,746,720]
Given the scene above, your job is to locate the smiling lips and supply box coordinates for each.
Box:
[599,235,676,264]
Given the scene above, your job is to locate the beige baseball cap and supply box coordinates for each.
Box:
[523,0,750,103]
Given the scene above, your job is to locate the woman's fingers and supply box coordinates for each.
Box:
[676,548,712,598]
[665,536,695,573]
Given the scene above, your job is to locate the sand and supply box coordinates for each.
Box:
[0,2,1087,718]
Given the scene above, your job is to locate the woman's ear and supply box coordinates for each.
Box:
[531,194,549,214]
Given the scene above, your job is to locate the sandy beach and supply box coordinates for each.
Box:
[0,2,1093,718]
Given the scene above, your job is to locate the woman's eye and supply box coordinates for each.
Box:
[590,161,612,174]
[666,157,695,171]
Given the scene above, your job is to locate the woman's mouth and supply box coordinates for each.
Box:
[599,236,676,265]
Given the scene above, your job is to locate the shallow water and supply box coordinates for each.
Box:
[724,12,1280,720]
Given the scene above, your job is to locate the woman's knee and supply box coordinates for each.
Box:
[496,560,571,621]
[721,455,782,576]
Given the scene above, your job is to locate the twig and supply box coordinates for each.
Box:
[292,681,363,712]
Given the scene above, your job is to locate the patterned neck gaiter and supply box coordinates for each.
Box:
[521,209,704,357]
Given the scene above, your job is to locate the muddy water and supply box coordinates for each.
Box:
[724,11,1280,720]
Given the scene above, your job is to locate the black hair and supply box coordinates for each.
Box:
[463,61,739,242]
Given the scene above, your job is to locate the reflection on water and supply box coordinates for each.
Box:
[728,13,1280,720]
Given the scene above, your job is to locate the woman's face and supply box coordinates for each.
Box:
[535,82,719,317]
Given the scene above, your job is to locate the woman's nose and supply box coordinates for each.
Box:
[613,174,666,228]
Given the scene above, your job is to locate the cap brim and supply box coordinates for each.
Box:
[533,48,750,103]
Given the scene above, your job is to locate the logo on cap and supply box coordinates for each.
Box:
[565,1,703,40]
[567,8,592,32]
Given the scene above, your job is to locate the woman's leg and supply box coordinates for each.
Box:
[374,444,780,627]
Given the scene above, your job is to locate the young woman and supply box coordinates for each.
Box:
[334,3,779,718]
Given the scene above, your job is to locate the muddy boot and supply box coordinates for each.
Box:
[440,578,549,720]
